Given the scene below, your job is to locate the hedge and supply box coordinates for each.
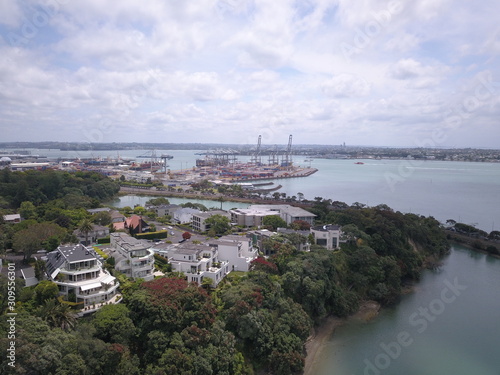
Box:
[135,230,168,240]
[97,237,110,244]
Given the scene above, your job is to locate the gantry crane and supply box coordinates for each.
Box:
[251,135,262,165]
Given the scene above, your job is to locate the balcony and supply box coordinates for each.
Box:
[60,264,102,275]
[76,282,119,299]
[76,293,123,317]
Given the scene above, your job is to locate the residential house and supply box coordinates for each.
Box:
[230,204,315,228]
[247,229,277,256]
[230,207,277,227]
[113,215,149,234]
[192,210,231,232]
[87,207,112,215]
[169,243,229,287]
[110,232,155,281]
[73,224,110,245]
[248,205,316,226]
[20,267,38,287]
[110,210,126,223]
[276,228,311,252]
[209,234,258,272]
[310,224,341,250]
[173,207,200,225]
[3,214,21,223]
[44,244,119,313]
[147,204,180,218]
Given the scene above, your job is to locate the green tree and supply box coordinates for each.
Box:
[289,219,311,230]
[13,222,66,260]
[133,206,146,215]
[33,280,60,305]
[79,218,94,246]
[36,298,77,331]
[204,214,231,236]
[92,304,137,345]
[92,210,112,226]
[43,235,60,251]
[146,197,170,206]
[262,215,287,230]
[19,200,38,220]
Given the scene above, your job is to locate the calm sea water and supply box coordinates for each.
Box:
[10,148,500,231]
[315,245,500,375]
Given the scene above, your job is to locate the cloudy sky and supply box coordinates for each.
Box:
[0,0,499,147]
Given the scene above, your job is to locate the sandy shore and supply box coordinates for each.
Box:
[303,301,381,375]
[303,316,345,375]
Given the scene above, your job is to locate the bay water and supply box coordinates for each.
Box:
[315,245,500,375]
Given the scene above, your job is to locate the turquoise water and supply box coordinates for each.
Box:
[315,245,500,375]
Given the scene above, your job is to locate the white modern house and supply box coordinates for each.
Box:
[209,235,258,272]
[249,204,316,226]
[169,243,229,287]
[173,207,200,225]
[230,204,316,227]
[147,204,180,218]
[310,224,341,250]
[110,232,155,281]
[44,244,120,312]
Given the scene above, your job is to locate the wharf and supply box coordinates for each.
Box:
[229,167,317,182]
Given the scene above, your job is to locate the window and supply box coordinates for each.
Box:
[316,239,327,246]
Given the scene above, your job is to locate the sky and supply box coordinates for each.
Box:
[0,0,499,147]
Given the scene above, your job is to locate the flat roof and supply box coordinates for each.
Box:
[312,224,341,231]
[3,214,20,220]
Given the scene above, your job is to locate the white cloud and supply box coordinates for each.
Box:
[322,74,371,98]
[0,0,23,28]
[0,0,499,146]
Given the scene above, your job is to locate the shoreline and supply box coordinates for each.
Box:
[303,301,381,375]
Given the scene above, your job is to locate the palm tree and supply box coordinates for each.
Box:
[79,218,94,246]
[37,299,77,331]
[217,195,225,210]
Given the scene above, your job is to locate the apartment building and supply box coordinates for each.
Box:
[110,232,155,281]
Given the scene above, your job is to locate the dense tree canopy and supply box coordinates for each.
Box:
[204,214,231,236]
[262,215,287,230]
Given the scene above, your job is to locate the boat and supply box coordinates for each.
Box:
[355,162,364,164]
